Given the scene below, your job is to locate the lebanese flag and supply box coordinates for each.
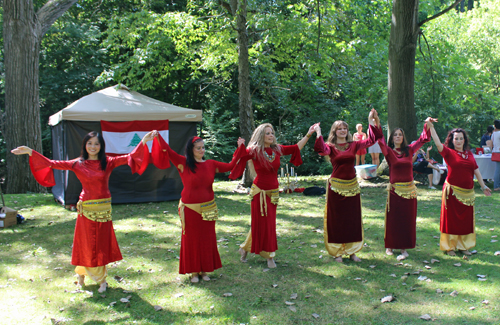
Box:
[100,120,169,156]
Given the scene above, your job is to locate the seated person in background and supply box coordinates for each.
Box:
[412,145,444,189]
[480,125,494,147]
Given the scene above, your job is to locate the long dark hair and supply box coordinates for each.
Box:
[185,136,203,173]
[444,128,470,151]
[80,131,107,171]
[388,128,409,157]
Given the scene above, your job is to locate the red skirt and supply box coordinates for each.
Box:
[250,194,278,254]
[356,148,367,155]
[325,188,363,243]
[71,215,122,267]
[440,188,474,235]
[179,207,222,274]
[384,190,417,249]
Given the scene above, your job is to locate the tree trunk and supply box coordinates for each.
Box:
[236,0,255,187]
[387,0,420,140]
[3,0,44,193]
[3,0,78,193]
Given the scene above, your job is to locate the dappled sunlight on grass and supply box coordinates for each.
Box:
[1,178,499,324]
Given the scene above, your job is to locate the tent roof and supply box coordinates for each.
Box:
[48,84,202,126]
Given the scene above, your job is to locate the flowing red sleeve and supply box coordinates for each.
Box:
[151,134,187,169]
[314,136,332,156]
[107,142,150,175]
[29,151,75,187]
[408,124,431,155]
[213,145,246,174]
[354,124,383,151]
[228,146,252,180]
[280,144,302,166]
[377,136,390,156]
[151,135,171,169]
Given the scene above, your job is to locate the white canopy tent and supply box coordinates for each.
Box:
[49,84,202,125]
[49,84,202,205]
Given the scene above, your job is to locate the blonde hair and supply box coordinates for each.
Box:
[327,121,353,145]
[356,123,363,130]
[247,123,282,168]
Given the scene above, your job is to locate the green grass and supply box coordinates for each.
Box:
[1,176,499,325]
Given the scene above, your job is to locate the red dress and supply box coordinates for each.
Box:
[378,126,430,249]
[314,125,382,255]
[229,145,302,255]
[439,146,478,235]
[353,132,367,155]
[151,136,244,274]
[28,144,148,267]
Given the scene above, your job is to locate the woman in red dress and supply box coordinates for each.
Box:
[426,118,491,255]
[377,121,431,258]
[229,123,318,268]
[11,131,153,292]
[150,134,245,283]
[310,109,382,263]
[353,124,367,165]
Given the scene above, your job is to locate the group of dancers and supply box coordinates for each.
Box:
[11,108,491,288]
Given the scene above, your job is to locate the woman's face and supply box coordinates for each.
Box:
[336,125,348,140]
[86,137,101,159]
[357,125,363,133]
[453,132,465,151]
[193,140,205,161]
[393,130,404,146]
[264,127,275,147]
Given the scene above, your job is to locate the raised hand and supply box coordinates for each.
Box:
[308,123,320,135]
[237,137,245,147]
[427,146,432,151]
[11,146,33,156]
[425,117,438,129]
[142,130,158,144]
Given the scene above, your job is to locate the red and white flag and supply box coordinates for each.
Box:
[100,120,169,156]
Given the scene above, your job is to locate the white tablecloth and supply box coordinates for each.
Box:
[474,154,496,179]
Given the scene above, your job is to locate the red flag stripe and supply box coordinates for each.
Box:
[100,120,169,132]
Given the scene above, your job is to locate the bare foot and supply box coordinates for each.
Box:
[200,273,210,281]
[334,256,343,263]
[350,254,361,262]
[267,258,276,268]
[460,250,472,256]
[98,281,107,293]
[190,273,199,283]
[385,248,394,256]
[401,249,409,257]
[446,250,456,256]
[238,248,248,263]
[77,274,85,287]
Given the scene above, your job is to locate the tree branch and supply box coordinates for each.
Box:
[37,0,79,35]
[418,0,461,27]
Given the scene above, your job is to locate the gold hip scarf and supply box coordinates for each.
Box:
[328,177,360,197]
[249,184,279,217]
[178,199,219,234]
[386,181,417,212]
[76,198,112,222]
[443,181,475,208]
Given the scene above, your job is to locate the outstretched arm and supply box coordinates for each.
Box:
[297,123,320,150]
[426,117,443,152]
[474,169,492,196]
[11,146,33,156]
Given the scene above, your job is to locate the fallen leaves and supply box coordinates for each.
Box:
[312,313,320,319]
[453,263,461,267]
[380,295,394,303]
[419,314,432,321]
[222,293,233,297]
[450,290,458,297]
[430,259,440,264]
[154,305,163,311]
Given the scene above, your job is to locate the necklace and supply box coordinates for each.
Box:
[455,150,468,160]
[264,150,276,162]
[335,143,349,152]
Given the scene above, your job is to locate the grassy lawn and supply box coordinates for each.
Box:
[0,176,499,325]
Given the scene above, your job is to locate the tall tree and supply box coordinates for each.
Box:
[387,0,461,139]
[3,0,78,193]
